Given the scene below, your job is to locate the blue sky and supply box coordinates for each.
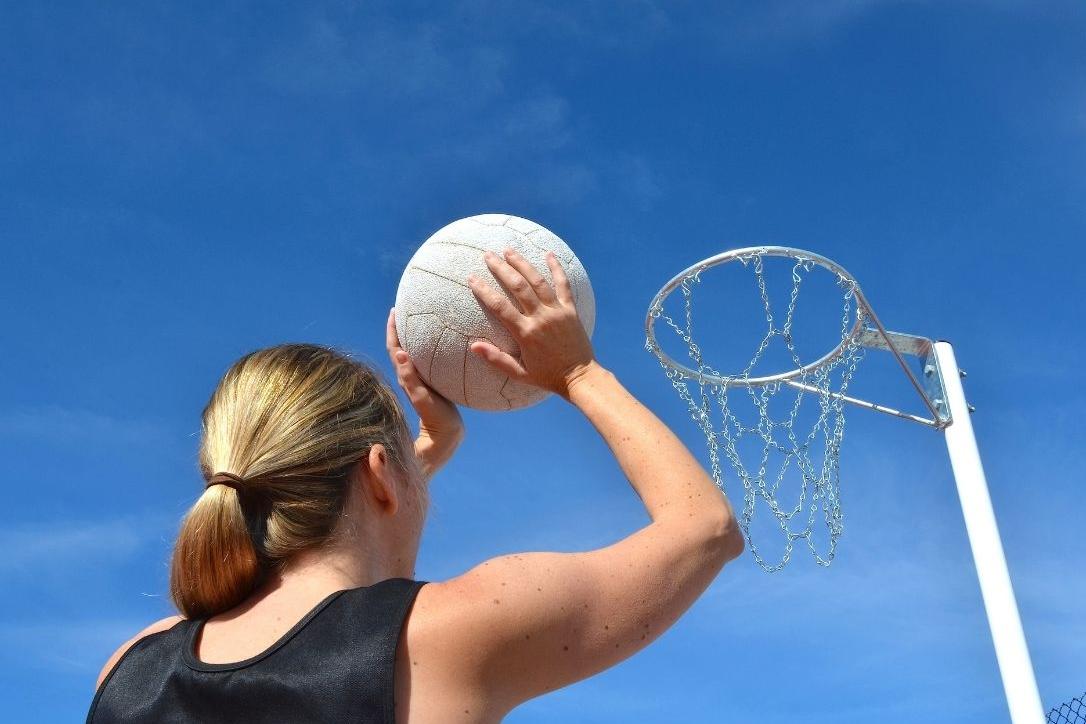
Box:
[2,1,1084,721]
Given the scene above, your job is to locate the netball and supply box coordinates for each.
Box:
[394,213,596,410]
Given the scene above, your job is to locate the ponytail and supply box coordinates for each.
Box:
[170,486,265,619]
[168,343,422,620]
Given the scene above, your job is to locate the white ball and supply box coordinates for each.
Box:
[394,213,596,411]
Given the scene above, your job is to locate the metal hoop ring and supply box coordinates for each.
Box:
[644,246,872,388]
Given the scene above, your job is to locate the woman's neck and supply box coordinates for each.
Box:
[274,538,408,595]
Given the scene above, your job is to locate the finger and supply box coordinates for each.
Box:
[502,248,557,306]
[467,273,527,334]
[469,340,529,381]
[387,307,403,356]
[484,250,542,313]
[394,350,434,404]
[545,252,575,306]
[391,347,441,405]
[392,347,415,386]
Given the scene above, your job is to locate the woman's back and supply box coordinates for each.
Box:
[88,578,430,724]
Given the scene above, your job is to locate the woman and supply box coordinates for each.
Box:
[87,248,744,723]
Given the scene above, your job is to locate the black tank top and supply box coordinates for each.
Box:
[87,577,429,723]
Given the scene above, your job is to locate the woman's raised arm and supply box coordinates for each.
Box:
[414,248,742,715]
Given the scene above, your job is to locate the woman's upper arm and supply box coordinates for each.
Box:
[421,517,739,711]
[95,616,184,691]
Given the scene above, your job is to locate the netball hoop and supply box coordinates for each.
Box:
[644,246,1043,724]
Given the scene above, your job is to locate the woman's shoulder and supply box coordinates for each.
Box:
[95,615,186,692]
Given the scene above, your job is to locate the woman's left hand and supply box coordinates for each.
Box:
[386,308,464,480]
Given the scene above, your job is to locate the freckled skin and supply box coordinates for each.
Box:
[386,326,740,721]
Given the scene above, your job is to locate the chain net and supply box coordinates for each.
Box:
[645,250,869,572]
[1049,693,1086,724]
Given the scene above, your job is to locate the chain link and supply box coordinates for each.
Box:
[645,251,867,572]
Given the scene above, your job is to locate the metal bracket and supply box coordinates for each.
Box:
[780,326,952,429]
[855,327,952,429]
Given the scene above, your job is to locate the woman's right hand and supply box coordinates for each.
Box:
[466,247,598,400]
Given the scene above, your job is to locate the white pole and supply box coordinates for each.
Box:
[932,341,1045,723]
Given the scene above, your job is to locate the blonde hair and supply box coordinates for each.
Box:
[169,343,423,619]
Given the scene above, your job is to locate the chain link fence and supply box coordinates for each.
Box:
[1049,693,1086,724]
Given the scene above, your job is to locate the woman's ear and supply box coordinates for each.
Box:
[364,444,399,516]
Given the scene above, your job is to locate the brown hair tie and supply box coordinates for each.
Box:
[205,472,246,493]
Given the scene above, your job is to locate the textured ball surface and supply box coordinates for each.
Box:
[394,213,595,411]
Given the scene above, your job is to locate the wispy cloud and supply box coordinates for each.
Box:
[0,618,148,674]
[261,3,607,252]
[444,0,911,56]
[610,152,662,210]
[260,1,667,231]
[449,0,1031,60]
[0,516,172,574]
[455,0,673,51]
[263,9,506,102]
[707,0,921,49]
[0,405,177,449]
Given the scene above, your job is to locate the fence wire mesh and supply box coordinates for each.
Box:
[1049,693,1086,724]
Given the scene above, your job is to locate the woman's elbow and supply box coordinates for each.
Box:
[703,512,745,563]
[719,523,745,562]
